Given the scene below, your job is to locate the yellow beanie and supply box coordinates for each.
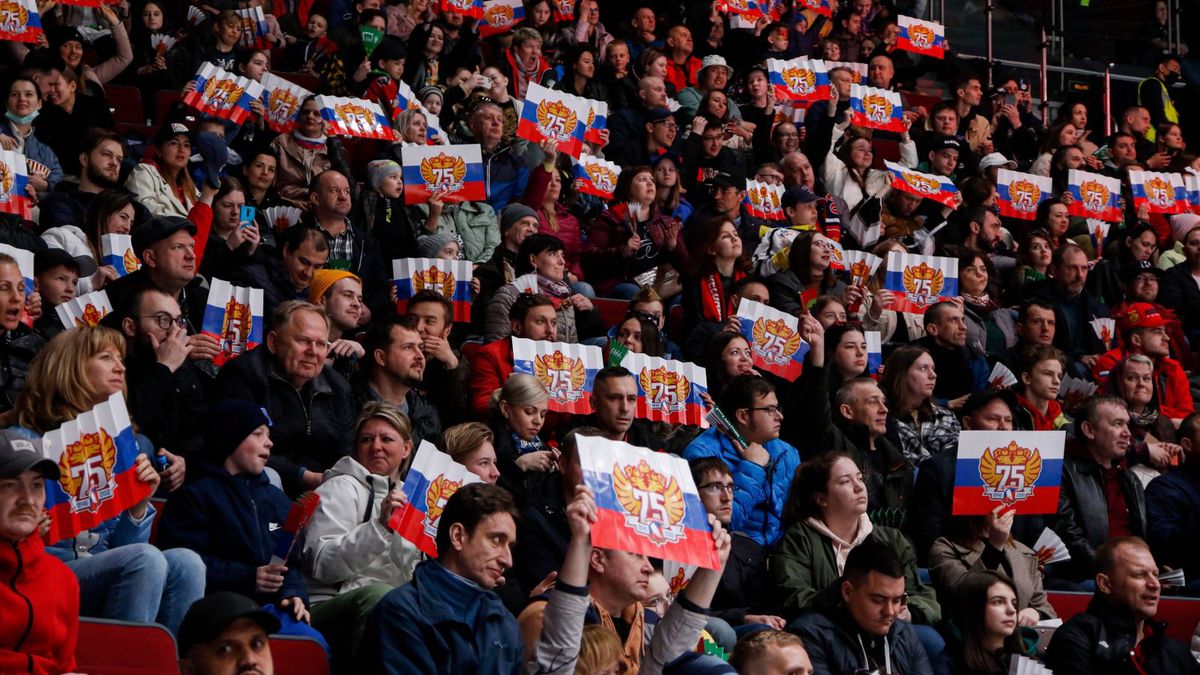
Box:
[308,269,361,304]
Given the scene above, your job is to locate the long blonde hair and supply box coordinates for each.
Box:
[16,326,126,433]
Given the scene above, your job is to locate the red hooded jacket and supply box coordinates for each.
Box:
[0,535,79,674]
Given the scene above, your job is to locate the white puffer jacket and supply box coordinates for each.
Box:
[301,456,423,605]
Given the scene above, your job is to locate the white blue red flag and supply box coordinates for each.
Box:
[389,440,482,557]
[55,290,112,328]
[572,153,620,199]
[41,393,149,544]
[583,99,608,146]
[1185,171,1200,214]
[400,144,487,205]
[767,57,830,103]
[440,0,484,18]
[884,251,959,315]
[952,430,1066,516]
[577,435,722,570]
[479,0,525,37]
[0,243,33,327]
[865,331,883,378]
[183,63,264,125]
[0,150,31,220]
[1128,169,1187,215]
[886,161,959,209]
[825,61,867,84]
[735,299,810,381]
[848,84,905,133]
[617,353,709,426]
[392,258,473,322]
[897,16,945,58]
[101,234,139,277]
[235,6,270,48]
[720,0,765,21]
[1088,219,1111,257]
[798,0,832,16]
[996,169,1051,221]
[201,279,264,367]
[744,179,784,220]
[258,73,312,134]
[842,249,882,288]
[315,95,397,141]
[0,0,41,43]
[517,83,589,158]
[1067,170,1122,222]
[512,337,603,414]
[58,0,121,6]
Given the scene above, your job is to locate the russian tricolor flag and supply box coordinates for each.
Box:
[0,0,42,43]
[55,290,113,328]
[577,435,722,570]
[0,243,34,327]
[258,73,312,134]
[517,83,589,159]
[201,278,264,367]
[235,6,271,48]
[952,430,1065,516]
[389,440,482,557]
[617,353,709,427]
[0,150,32,221]
[101,234,139,277]
[865,331,882,379]
[400,144,487,205]
[744,179,784,220]
[996,169,1051,221]
[767,57,830,103]
[440,0,484,18]
[897,16,946,59]
[848,84,906,133]
[1185,171,1200,214]
[315,95,397,141]
[573,154,621,199]
[512,337,603,414]
[583,99,608,146]
[884,251,959,315]
[735,299,810,382]
[479,0,525,37]
[798,0,832,17]
[885,161,960,209]
[842,249,882,289]
[41,393,150,545]
[1067,169,1122,222]
[183,62,265,126]
[1128,169,1187,215]
[392,258,473,322]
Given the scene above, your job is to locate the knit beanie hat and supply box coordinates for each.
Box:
[417,233,456,258]
[205,400,272,460]
[500,203,538,232]
[1171,213,1200,244]
[367,159,403,192]
[307,269,360,303]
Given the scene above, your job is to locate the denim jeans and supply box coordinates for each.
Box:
[66,544,205,634]
[608,282,643,300]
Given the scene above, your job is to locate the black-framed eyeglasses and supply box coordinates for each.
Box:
[698,481,734,495]
[138,312,188,330]
[744,405,782,416]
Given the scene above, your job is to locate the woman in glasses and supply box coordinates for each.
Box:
[771,452,941,636]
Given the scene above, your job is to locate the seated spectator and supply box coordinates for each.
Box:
[472,204,540,333]
[767,232,847,317]
[354,315,441,449]
[1052,397,1147,584]
[13,326,203,634]
[270,96,335,208]
[684,374,803,548]
[125,124,199,218]
[701,332,760,400]
[684,276,768,362]
[576,366,669,452]
[308,269,364,377]
[32,248,84,338]
[1044,537,1198,674]
[934,571,1041,675]
[31,62,113,179]
[360,483,523,674]
[299,170,388,314]
[1145,412,1200,582]
[177,592,279,675]
[0,254,44,415]
[215,301,354,495]
[38,129,126,231]
[43,189,135,296]
[1023,244,1109,366]
[995,298,1057,374]
[484,233,596,344]
[1092,302,1194,422]
[444,422,501,484]
[522,146,586,285]
[489,373,553,490]
[234,225,331,326]
[1013,345,1071,431]
[1107,354,1182,471]
[199,178,263,281]
[468,293,558,419]
[729,630,814,675]
[959,252,1017,355]
[916,300,989,407]
[357,164,412,261]
[159,399,325,647]
[1,77,62,199]
[790,540,934,674]
[0,432,79,673]
[880,344,962,465]
[681,217,750,336]
[929,509,1056,626]
[467,101,532,212]
[302,402,422,671]
[404,290,471,425]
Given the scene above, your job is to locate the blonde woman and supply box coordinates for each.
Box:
[443,422,500,484]
[490,374,553,488]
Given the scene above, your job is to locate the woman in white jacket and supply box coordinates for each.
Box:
[821,86,918,214]
[124,123,198,218]
[302,402,423,672]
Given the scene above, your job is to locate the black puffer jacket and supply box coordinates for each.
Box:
[0,325,45,412]
[1044,595,1200,675]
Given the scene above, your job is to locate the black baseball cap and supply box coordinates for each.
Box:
[154,122,191,148]
[643,107,675,124]
[0,430,56,480]
[781,186,822,210]
[705,170,743,190]
[178,592,281,657]
[132,215,197,258]
[1121,259,1165,283]
[960,389,1018,420]
[928,135,961,153]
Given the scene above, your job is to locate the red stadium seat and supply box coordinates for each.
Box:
[668,304,684,346]
[275,71,321,93]
[870,138,902,169]
[152,90,183,126]
[105,84,145,126]
[1046,591,1200,643]
[148,497,167,545]
[270,635,331,675]
[593,298,628,330]
[900,91,945,115]
[77,618,180,675]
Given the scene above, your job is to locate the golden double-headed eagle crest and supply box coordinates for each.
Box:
[612,460,686,545]
[751,317,802,365]
[979,441,1042,504]
[534,350,587,403]
[57,429,118,514]
[639,367,690,413]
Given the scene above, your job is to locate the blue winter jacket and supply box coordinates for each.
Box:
[1145,463,1200,579]
[483,142,531,213]
[158,461,308,605]
[0,120,63,195]
[683,427,802,547]
[360,559,523,675]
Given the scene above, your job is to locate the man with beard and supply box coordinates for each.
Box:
[300,170,388,315]
[1024,244,1110,368]
[353,314,441,450]
[39,130,138,231]
[934,206,1003,258]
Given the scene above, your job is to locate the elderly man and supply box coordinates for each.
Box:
[1045,537,1198,674]
[353,315,440,450]
[214,301,355,495]
[299,170,388,314]
[1024,244,1110,367]
[178,592,279,675]
[468,102,531,212]
[0,432,79,674]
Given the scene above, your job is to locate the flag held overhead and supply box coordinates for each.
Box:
[767,57,830,103]
[896,16,946,58]
[995,169,1051,221]
[735,299,810,381]
[848,85,905,133]
[884,251,959,315]
[1067,169,1122,222]
[183,62,265,126]
[400,144,487,205]
[258,73,312,134]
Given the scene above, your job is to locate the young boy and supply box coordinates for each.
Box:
[34,248,86,336]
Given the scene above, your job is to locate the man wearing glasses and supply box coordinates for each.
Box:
[683,374,801,548]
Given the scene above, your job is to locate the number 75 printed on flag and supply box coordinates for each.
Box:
[952,430,1065,516]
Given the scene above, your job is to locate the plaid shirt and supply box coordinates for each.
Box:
[320,221,355,271]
